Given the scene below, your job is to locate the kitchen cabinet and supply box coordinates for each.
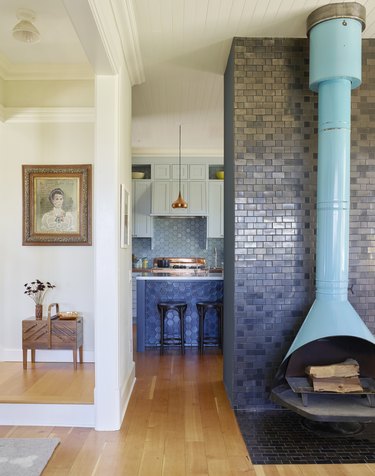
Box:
[151,181,172,215]
[132,180,152,237]
[186,181,207,215]
[136,276,223,351]
[172,164,188,180]
[132,272,143,323]
[170,181,189,215]
[133,157,222,220]
[155,164,205,181]
[152,163,207,215]
[208,180,224,238]
[152,180,206,215]
[154,164,174,179]
[188,164,206,180]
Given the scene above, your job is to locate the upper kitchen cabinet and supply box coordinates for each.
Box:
[151,181,186,215]
[186,164,206,180]
[152,163,207,216]
[154,164,205,181]
[152,180,206,215]
[208,180,224,238]
[132,179,152,237]
[187,181,207,215]
[154,164,180,180]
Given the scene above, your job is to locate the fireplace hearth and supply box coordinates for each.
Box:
[235,409,375,464]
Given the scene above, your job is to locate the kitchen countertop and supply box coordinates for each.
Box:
[132,268,223,274]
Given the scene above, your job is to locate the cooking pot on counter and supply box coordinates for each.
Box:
[157,259,170,268]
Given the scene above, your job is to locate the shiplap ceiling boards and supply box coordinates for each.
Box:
[0,0,374,151]
[132,0,374,153]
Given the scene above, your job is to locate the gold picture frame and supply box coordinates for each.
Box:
[22,164,92,246]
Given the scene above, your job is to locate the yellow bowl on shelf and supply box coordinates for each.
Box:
[132,172,145,179]
[215,171,224,179]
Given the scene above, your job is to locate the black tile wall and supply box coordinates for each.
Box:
[227,38,375,409]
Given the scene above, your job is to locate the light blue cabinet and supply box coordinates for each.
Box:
[208,180,224,237]
[151,165,207,216]
[132,180,152,237]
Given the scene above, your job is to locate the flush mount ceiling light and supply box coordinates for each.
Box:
[12,8,40,44]
[172,125,188,209]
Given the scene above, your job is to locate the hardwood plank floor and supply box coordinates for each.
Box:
[1,349,375,475]
[0,361,94,404]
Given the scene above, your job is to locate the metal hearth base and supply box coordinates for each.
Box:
[271,384,375,422]
[286,376,375,408]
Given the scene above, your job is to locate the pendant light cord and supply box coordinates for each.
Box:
[171,124,187,208]
[179,124,181,193]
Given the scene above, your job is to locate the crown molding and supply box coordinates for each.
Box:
[3,107,95,123]
[132,148,223,158]
[110,0,145,85]
[87,0,145,84]
[64,0,118,75]
[0,53,93,81]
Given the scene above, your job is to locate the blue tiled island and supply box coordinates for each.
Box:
[136,276,223,351]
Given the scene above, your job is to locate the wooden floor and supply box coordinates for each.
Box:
[1,350,375,475]
[0,361,94,404]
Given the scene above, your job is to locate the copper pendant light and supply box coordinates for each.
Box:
[172,125,188,209]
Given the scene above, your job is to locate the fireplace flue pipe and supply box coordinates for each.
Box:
[282,2,375,363]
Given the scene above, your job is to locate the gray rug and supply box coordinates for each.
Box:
[0,438,60,475]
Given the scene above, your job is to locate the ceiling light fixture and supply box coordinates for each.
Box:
[172,125,188,209]
[12,9,40,44]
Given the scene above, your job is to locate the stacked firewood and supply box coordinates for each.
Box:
[305,358,363,393]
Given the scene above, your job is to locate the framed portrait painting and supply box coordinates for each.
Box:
[22,164,92,246]
[120,184,130,248]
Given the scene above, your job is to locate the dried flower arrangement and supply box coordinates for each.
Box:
[24,279,56,305]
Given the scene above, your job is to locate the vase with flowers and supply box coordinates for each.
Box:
[24,279,56,320]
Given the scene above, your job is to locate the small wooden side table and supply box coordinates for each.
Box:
[22,303,83,370]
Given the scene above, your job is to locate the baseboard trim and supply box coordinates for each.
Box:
[0,403,95,427]
[120,361,136,423]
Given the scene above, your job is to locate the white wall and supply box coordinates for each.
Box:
[0,0,137,429]
[0,77,4,105]
[118,66,134,411]
[93,69,135,430]
[4,80,94,107]
[0,120,4,359]
[1,120,95,362]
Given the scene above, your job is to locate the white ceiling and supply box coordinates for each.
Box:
[0,0,374,152]
[0,0,88,70]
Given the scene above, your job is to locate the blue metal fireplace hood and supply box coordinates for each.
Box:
[283,2,375,363]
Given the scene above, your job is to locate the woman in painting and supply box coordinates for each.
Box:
[41,188,76,232]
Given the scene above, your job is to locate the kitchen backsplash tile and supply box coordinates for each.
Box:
[132,217,224,267]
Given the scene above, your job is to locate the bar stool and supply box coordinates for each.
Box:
[157,301,187,355]
[196,301,223,354]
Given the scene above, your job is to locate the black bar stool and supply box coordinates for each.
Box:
[196,301,223,354]
[157,301,187,355]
